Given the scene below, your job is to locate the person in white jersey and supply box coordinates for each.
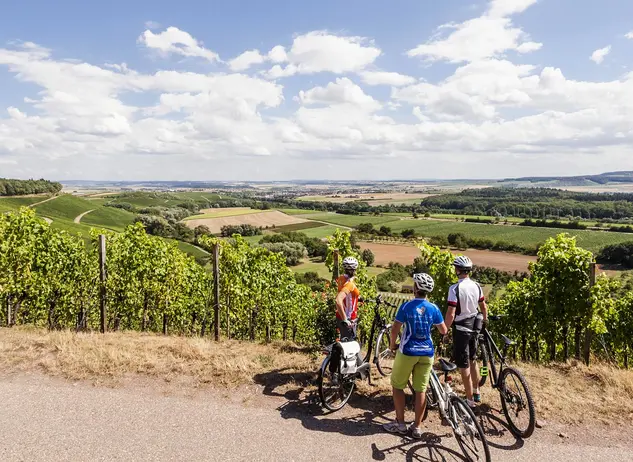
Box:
[444,255,488,407]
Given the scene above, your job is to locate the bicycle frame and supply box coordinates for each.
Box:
[480,328,508,389]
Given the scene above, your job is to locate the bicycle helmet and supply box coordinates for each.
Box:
[413,273,435,292]
[342,256,359,271]
[453,255,473,270]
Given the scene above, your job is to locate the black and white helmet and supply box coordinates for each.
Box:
[453,255,473,270]
[413,273,435,292]
[342,256,359,271]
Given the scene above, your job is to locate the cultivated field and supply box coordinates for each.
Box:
[359,242,537,273]
[297,192,436,205]
[183,207,259,220]
[184,210,308,234]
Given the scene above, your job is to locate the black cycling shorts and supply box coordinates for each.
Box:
[452,329,478,369]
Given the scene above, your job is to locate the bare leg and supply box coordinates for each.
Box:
[470,360,480,396]
[460,367,473,400]
[413,391,427,428]
[393,387,406,423]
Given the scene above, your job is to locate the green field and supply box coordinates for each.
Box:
[384,219,633,252]
[0,196,50,212]
[303,213,400,228]
[81,207,136,232]
[33,195,96,220]
[272,222,326,233]
[292,260,386,279]
[183,208,260,220]
[278,208,318,215]
[299,225,342,239]
[174,241,209,260]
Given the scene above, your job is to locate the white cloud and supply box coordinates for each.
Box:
[407,0,541,63]
[590,45,611,64]
[138,27,219,62]
[297,78,381,111]
[263,31,381,78]
[359,71,416,87]
[626,31,633,39]
[3,19,633,180]
[228,49,266,71]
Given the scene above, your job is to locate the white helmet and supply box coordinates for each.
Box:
[342,256,359,271]
[413,273,435,292]
[453,255,473,270]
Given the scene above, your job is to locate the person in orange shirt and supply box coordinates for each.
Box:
[335,256,361,340]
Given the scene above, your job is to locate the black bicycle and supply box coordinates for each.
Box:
[317,295,398,411]
[477,315,536,438]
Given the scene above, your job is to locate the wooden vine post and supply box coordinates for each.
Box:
[583,262,597,366]
[98,234,107,334]
[213,242,221,341]
[332,249,340,282]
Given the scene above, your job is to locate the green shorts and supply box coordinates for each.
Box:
[390,352,434,393]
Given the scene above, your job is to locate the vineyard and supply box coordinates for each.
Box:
[1,207,632,369]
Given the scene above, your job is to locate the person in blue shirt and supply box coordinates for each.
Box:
[383,273,448,438]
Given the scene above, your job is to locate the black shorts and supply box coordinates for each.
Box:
[336,319,357,341]
[452,329,478,369]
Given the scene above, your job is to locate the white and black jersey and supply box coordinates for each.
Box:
[447,278,485,332]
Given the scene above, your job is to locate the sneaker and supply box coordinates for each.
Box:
[466,399,477,408]
[409,425,424,439]
[383,421,408,435]
[473,393,481,403]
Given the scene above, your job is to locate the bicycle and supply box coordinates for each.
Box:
[477,314,536,438]
[422,346,491,462]
[317,294,398,411]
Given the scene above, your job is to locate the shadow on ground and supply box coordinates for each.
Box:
[253,368,486,461]
[475,403,525,451]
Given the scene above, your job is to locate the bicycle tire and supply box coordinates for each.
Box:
[317,356,355,412]
[375,327,395,377]
[499,366,536,438]
[478,339,489,388]
[449,395,491,462]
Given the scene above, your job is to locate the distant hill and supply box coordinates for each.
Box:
[501,171,633,186]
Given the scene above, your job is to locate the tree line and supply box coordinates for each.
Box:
[0,178,62,196]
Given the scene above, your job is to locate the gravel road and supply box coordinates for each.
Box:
[1,374,630,462]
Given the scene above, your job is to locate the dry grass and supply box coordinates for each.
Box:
[0,327,318,389]
[2,327,633,425]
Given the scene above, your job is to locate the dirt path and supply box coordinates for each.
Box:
[0,374,629,462]
[28,194,60,208]
[74,209,95,224]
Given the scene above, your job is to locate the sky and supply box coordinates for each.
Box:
[1,0,633,181]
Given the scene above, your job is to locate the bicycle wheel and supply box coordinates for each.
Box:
[422,385,437,422]
[449,395,491,462]
[478,340,489,388]
[499,367,536,438]
[317,356,355,412]
[375,327,396,376]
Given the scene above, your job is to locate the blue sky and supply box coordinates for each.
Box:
[1,0,633,180]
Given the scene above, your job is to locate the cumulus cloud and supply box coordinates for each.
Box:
[2,20,633,180]
[297,78,381,111]
[590,46,611,64]
[138,27,219,61]
[263,31,381,78]
[407,0,541,63]
[359,71,416,87]
[626,31,633,39]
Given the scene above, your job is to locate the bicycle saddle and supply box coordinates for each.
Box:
[438,358,457,372]
[501,334,516,346]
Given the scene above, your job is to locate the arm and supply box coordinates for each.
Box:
[335,291,348,321]
[444,306,456,330]
[390,320,403,350]
[479,300,488,321]
[435,321,448,336]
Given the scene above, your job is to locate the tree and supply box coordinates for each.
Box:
[379,226,392,236]
[356,223,374,234]
[261,242,308,266]
[361,248,375,266]
[194,225,211,237]
[401,229,416,239]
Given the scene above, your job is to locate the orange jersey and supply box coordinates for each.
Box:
[336,275,360,321]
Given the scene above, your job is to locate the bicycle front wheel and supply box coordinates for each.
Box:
[375,327,396,377]
[317,356,355,412]
[449,395,491,462]
[499,366,536,438]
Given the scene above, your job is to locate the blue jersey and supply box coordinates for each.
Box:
[395,298,444,357]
